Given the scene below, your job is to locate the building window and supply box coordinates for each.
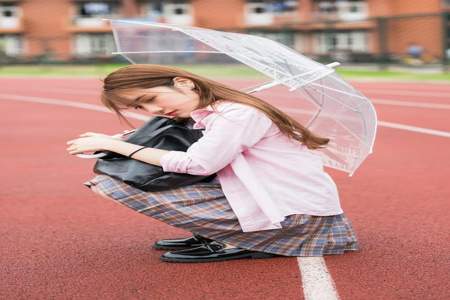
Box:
[74,33,115,57]
[247,0,270,15]
[140,1,193,25]
[338,0,367,20]
[245,1,298,25]
[246,1,272,25]
[74,1,118,26]
[315,31,368,54]
[77,2,117,18]
[272,0,298,14]
[0,3,20,28]
[313,0,368,21]
[316,1,337,13]
[0,3,18,18]
[140,1,163,21]
[0,35,22,56]
[247,0,298,14]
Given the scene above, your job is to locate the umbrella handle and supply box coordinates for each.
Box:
[326,62,340,68]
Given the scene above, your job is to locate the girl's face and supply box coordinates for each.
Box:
[114,77,200,119]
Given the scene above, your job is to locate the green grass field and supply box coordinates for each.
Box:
[0,64,449,82]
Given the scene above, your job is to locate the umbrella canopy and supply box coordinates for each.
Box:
[107,19,378,176]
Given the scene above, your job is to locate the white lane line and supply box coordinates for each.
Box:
[4,86,450,111]
[0,94,148,121]
[1,94,450,139]
[2,79,450,98]
[298,257,340,300]
[24,87,101,96]
[378,121,450,138]
[372,99,450,110]
[360,88,450,98]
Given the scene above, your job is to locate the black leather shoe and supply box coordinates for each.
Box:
[160,241,280,263]
[152,234,215,250]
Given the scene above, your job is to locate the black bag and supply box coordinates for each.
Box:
[93,117,217,191]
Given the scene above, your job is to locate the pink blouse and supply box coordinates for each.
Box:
[160,101,343,232]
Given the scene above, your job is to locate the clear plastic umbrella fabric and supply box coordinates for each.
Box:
[108,19,377,176]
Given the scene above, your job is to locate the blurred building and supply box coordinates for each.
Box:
[0,0,449,63]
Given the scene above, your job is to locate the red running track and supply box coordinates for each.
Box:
[0,78,449,299]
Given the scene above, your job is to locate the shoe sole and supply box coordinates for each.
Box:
[152,244,204,251]
[160,252,278,263]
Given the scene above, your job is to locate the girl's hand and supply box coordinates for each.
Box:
[66,132,118,155]
[80,132,123,140]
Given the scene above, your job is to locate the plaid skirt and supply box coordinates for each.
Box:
[83,175,359,257]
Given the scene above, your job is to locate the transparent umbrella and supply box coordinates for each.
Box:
[106,19,378,176]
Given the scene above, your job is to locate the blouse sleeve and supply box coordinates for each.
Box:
[160,106,273,175]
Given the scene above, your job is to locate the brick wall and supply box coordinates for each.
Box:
[21,0,72,60]
[3,0,448,61]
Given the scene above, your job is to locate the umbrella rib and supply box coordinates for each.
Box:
[332,118,368,147]
[335,115,369,147]
[180,29,297,79]
[286,66,339,91]
[245,74,371,148]
[315,149,355,173]
[112,50,223,54]
[309,82,367,101]
[109,19,192,31]
[305,86,370,147]
[187,29,301,72]
[304,78,325,128]
[246,62,339,93]
[307,85,365,112]
[248,67,335,93]
[111,20,363,103]
[246,71,335,94]
[111,20,328,86]
[298,79,374,151]
[305,106,322,128]
[109,20,275,70]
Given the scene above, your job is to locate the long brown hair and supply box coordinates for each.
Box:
[101,64,329,150]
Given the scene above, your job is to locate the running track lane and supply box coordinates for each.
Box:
[1,78,450,299]
[0,99,303,300]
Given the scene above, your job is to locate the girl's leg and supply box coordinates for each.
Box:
[88,180,237,250]
[85,176,358,257]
